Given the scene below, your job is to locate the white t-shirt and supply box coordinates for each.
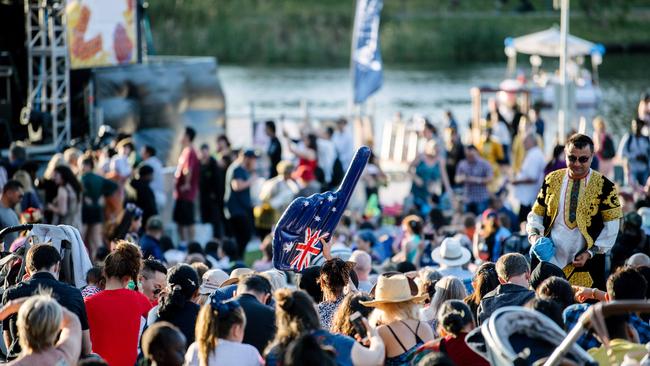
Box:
[317,138,337,182]
[185,339,263,366]
[514,146,546,206]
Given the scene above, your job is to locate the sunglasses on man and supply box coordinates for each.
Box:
[567,155,590,163]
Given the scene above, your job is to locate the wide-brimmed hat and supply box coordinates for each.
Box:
[359,273,427,307]
[432,237,471,267]
[199,269,229,295]
[220,268,254,287]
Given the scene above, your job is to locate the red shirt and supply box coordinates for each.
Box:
[85,289,152,366]
[174,146,200,201]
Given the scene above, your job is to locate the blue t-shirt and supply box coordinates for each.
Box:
[226,166,252,217]
[139,234,165,262]
[265,329,355,366]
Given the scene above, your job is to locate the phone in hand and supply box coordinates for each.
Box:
[350,311,368,342]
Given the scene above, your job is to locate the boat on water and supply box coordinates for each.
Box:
[500,26,605,109]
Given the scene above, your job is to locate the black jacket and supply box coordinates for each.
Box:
[477,283,535,325]
[2,272,89,358]
[236,293,276,354]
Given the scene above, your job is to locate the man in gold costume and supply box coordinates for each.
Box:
[527,134,622,289]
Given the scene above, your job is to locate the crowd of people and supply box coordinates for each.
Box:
[0,93,649,365]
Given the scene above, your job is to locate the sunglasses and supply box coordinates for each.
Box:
[567,155,590,163]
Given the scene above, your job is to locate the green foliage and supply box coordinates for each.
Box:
[148,0,650,65]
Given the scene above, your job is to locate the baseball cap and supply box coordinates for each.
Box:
[243,149,259,158]
[199,269,229,295]
[220,267,254,287]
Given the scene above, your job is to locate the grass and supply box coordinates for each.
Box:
[148,0,650,66]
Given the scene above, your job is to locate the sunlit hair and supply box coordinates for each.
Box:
[370,300,420,326]
[266,289,320,357]
[429,276,467,315]
[43,153,66,180]
[17,294,62,353]
[318,258,352,300]
[195,301,245,366]
[330,292,373,337]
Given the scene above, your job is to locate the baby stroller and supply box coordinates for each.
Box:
[0,224,93,292]
[544,301,650,366]
[466,306,596,366]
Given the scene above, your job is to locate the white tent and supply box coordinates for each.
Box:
[510,27,596,57]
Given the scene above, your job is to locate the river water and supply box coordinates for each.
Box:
[219,54,647,150]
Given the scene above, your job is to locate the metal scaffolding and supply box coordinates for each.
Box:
[24,0,71,152]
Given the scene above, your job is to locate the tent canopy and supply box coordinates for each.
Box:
[507,27,598,58]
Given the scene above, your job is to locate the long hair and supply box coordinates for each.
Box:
[196,300,245,366]
[103,240,142,290]
[158,264,199,320]
[266,289,320,357]
[330,292,373,337]
[430,276,467,313]
[464,262,498,321]
[53,165,82,196]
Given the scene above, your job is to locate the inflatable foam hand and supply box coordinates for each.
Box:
[273,146,371,272]
[530,236,555,262]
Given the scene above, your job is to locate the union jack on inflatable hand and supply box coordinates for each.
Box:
[272,146,371,272]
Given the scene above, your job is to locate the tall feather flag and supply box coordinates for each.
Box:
[352,0,384,104]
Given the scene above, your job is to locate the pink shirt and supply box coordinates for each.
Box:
[175,146,200,201]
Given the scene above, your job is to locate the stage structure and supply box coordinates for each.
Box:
[23,0,71,153]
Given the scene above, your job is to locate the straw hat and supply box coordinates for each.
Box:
[359,274,427,307]
[220,268,254,287]
[431,237,471,267]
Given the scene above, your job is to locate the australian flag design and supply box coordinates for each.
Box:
[273,146,371,272]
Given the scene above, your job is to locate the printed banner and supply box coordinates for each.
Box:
[66,0,137,69]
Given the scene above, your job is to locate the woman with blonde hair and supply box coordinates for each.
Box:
[0,295,82,365]
[185,298,262,366]
[360,273,433,366]
[420,276,467,332]
[266,289,385,366]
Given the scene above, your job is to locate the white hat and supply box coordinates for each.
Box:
[199,269,229,295]
[432,237,471,267]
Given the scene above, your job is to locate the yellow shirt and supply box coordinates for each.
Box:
[588,339,647,365]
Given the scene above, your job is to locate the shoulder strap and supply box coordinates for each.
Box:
[386,324,408,353]
[400,320,425,344]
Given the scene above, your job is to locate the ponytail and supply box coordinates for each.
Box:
[196,298,244,366]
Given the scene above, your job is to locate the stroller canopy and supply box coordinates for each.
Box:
[467,306,595,366]
[25,225,93,289]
